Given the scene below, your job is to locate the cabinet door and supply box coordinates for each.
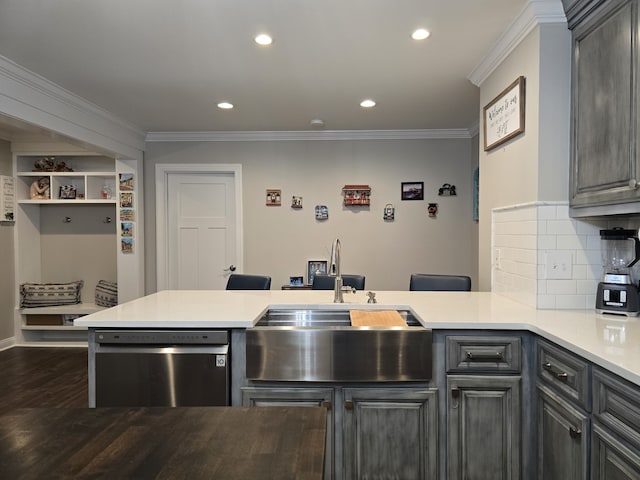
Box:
[241,387,334,480]
[570,0,638,209]
[447,375,521,480]
[342,388,438,480]
[537,385,589,480]
[592,423,640,480]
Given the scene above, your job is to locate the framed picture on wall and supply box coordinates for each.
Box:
[483,75,526,151]
[401,182,424,200]
[307,260,328,285]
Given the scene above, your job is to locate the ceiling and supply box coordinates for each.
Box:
[0,0,529,135]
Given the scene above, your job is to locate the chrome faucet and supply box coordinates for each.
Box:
[329,238,344,303]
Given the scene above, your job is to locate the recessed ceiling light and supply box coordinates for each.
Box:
[411,28,431,40]
[254,34,273,46]
[360,99,376,108]
[217,102,234,110]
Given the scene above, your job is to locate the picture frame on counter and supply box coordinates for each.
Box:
[483,75,525,151]
[307,260,327,285]
[401,182,424,200]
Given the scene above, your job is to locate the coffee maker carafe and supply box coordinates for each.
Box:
[596,228,640,316]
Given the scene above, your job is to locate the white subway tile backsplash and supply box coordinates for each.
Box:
[492,202,603,311]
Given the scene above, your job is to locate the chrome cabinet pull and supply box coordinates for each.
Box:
[543,362,569,382]
[466,351,504,361]
[451,387,460,409]
[569,427,582,439]
[223,265,236,272]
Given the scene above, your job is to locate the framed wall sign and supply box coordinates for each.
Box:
[483,76,526,151]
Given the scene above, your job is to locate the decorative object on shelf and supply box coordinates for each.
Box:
[483,75,526,151]
[315,205,328,220]
[58,185,77,200]
[33,157,73,172]
[307,260,328,285]
[95,280,118,307]
[291,196,303,209]
[342,185,371,206]
[19,280,84,308]
[30,177,50,200]
[383,203,395,221]
[428,203,438,217]
[266,189,281,206]
[438,183,456,196]
[401,182,424,200]
[100,185,113,200]
[119,173,134,191]
[1,175,15,222]
[289,276,304,287]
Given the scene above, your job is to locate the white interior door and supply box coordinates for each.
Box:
[156,165,242,291]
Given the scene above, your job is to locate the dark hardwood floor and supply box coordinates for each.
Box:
[0,347,88,416]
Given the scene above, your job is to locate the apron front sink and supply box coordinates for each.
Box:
[246,308,432,382]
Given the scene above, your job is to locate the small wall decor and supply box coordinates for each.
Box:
[315,205,328,220]
[291,196,303,209]
[483,75,526,151]
[30,177,50,200]
[428,203,438,217]
[119,173,134,191]
[121,237,134,253]
[383,203,395,221]
[120,192,133,208]
[266,189,281,206]
[342,185,371,206]
[307,260,328,285]
[438,183,456,196]
[0,175,15,222]
[121,222,134,237]
[401,182,424,200]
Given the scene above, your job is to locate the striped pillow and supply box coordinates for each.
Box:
[20,281,83,308]
[95,280,118,307]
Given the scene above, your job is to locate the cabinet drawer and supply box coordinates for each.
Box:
[446,335,521,373]
[537,339,590,411]
[593,367,640,449]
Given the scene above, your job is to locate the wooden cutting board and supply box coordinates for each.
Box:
[350,310,406,327]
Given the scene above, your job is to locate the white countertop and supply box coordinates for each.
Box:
[76,290,640,386]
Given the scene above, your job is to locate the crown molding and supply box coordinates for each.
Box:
[145,128,474,142]
[468,0,567,87]
[0,54,145,158]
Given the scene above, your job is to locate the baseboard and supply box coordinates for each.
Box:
[0,336,17,351]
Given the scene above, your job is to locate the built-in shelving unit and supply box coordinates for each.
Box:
[13,149,123,345]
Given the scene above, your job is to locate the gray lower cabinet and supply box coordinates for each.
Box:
[241,385,437,480]
[342,387,438,480]
[446,375,521,480]
[537,384,589,480]
[592,367,640,479]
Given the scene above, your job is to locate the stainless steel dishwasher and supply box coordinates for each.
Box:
[94,330,229,407]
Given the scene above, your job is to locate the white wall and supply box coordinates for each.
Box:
[0,139,14,343]
[144,137,477,292]
[478,23,571,291]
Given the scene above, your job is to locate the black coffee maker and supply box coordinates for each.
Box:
[596,228,640,316]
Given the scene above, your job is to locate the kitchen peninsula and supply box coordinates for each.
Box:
[77,290,640,480]
[76,289,640,386]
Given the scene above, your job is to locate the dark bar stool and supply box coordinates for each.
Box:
[312,274,365,290]
[226,274,272,290]
[409,274,471,291]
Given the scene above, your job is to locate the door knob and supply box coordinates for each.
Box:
[224,265,236,272]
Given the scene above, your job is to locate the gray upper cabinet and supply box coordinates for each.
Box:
[567,0,640,215]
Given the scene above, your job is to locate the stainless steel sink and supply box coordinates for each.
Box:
[246,308,432,382]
